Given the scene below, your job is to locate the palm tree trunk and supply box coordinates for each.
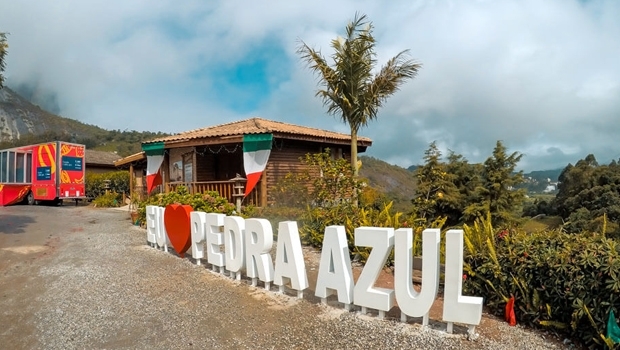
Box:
[350,127,358,177]
[350,127,359,207]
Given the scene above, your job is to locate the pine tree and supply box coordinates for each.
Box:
[464,141,525,224]
[412,142,460,224]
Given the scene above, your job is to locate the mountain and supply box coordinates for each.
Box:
[0,87,167,156]
[0,87,108,142]
[519,168,564,194]
[359,155,416,212]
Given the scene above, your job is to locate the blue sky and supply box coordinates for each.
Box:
[1,0,619,171]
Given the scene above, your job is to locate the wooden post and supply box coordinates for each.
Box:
[129,163,134,206]
[260,168,268,207]
[163,151,170,193]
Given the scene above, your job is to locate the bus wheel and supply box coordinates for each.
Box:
[26,191,35,205]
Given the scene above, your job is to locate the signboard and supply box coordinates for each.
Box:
[36,166,52,181]
[61,156,83,171]
[145,205,484,337]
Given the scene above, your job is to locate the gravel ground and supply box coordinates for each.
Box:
[0,206,574,349]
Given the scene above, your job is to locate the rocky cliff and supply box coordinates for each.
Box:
[0,87,106,143]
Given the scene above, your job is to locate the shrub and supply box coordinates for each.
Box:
[85,171,130,200]
[92,192,122,207]
[298,201,442,265]
[136,186,236,225]
[271,172,311,208]
[462,216,620,348]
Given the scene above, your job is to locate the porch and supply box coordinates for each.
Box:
[165,179,264,207]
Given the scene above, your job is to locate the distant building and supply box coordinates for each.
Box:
[85,150,122,173]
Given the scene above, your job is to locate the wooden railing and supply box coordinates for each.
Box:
[166,181,261,207]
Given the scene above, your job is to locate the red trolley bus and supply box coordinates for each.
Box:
[0,141,86,206]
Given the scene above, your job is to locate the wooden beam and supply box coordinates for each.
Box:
[260,168,268,207]
[129,163,134,204]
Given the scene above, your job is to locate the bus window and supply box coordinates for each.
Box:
[16,153,25,183]
[8,151,15,183]
[26,153,32,183]
[0,151,5,182]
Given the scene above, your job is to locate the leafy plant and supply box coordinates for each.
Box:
[136,186,236,225]
[462,215,620,348]
[92,192,122,208]
[85,171,130,200]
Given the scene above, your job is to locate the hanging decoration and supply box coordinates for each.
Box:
[243,133,273,197]
[143,142,165,194]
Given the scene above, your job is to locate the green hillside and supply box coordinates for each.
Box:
[359,155,416,212]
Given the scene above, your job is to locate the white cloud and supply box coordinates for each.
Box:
[1,0,619,171]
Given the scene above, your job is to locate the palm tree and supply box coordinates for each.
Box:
[0,32,8,89]
[298,13,421,177]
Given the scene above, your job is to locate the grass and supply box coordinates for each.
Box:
[522,215,563,233]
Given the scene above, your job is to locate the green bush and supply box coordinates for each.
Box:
[462,216,620,348]
[85,171,130,200]
[298,202,441,264]
[136,186,236,225]
[92,192,122,207]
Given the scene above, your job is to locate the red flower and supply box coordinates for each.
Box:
[497,229,509,239]
[463,274,467,281]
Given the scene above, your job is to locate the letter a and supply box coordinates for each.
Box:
[315,226,354,309]
[273,221,308,298]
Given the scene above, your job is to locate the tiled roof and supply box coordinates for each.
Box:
[85,149,122,166]
[143,117,372,144]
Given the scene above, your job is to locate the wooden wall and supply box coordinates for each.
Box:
[264,139,350,205]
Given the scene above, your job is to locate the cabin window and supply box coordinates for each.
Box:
[331,147,343,159]
[183,153,193,182]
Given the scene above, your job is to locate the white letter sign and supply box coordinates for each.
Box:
[353,227,395,319]
[190,211,207,264]
[273,221,308,298]
[443,229,483,334]
[206,213,226,273]
[244,218,274,289]
[224,216,245,280]
[394,228,440,325]
[315,225,354,309]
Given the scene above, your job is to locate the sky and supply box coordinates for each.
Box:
[1,0,619,171]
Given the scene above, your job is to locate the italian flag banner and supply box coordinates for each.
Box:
[142,142,165,194]
[243,133,273,197]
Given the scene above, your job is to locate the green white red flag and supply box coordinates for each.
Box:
[243,133,272,197]
[143,142,165,194]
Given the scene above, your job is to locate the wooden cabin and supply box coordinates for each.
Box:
[114,117,372,207]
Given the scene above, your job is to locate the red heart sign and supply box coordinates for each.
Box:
[164,204,193,258]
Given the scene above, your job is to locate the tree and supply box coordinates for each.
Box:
[412,141,460,224]
[553,155,620,234]
[298,13,421,177]
[445,150,482,224]
[464,141,525,224]
[0,32,8,89]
